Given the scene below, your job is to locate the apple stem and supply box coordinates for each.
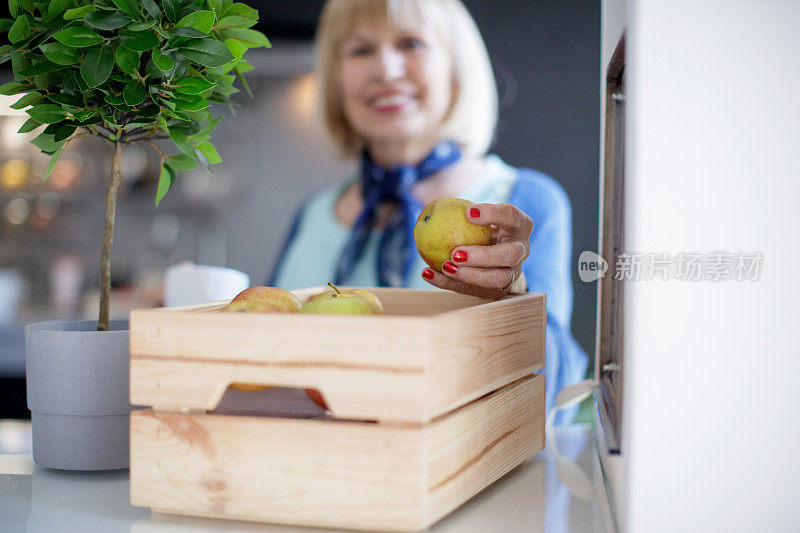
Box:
[328,282,342,295]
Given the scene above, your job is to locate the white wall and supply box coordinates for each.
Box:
[623,1,800,531]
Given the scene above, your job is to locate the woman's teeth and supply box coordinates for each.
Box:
[373,94,410,107]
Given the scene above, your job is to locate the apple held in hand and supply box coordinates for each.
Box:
[220,286,302,313]
[300,283,382,315]
[414,197,491,271]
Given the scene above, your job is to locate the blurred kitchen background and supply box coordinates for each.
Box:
[0,1,600,418]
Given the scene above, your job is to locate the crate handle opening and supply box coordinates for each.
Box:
[208,384,331,419]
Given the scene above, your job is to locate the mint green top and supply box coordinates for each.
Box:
[272,155,517,290]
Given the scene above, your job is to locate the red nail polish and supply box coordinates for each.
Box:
[422,269,434,280]
[453,250,468,262]
[469,207,480,219]
[442,261,458,274]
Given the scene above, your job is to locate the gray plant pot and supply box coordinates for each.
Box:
[25,319,131,471]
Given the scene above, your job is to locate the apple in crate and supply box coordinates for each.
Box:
[221,286,302,313]
[300,283,383,315]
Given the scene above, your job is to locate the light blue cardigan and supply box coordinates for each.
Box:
[270,156,588,424]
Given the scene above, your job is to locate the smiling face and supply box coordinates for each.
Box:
[337,20,454,162]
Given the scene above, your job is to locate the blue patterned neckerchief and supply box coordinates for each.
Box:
[334,141,462,287]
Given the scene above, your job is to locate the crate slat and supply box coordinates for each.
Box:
[130,374,544,532]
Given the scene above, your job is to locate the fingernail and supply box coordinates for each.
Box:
[453,250,468,262]
[442,261,458,274]
[422,269,434,280]
[469,207,480,219]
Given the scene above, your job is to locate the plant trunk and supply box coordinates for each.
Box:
[98,141,124,332]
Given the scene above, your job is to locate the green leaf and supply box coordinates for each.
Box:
[141,0,161,20]
[53,122,77,142]
[17,117,42,133]
[115,46,139,75]
[155,161,175,206]
[46,0,65,18]
[215,15,256,29]
[53,26,103,47]
[74,71,89,91]
[174,94,210,111]
[189,115,222,141]
[162,0,180,23]
[39,43,81,65]
[106,96,130,111]
[150,48,174,71]
[185,108,212,128]
[85,10,132,30]
[63,5,96,20]
[0,44,12,57]
[8,16,29,44]
[138,103,160,117]
[73,109,96,121]
[222,3,258,20]
[176,38,234,67]
[221,37,246,73]
[9,91,43,109]
[46,93,82,107]
[170,27,207,39]
[43,144,65,182]
[0,82,29,95]
[10,51,30,79]
[168,128,194,156]
[195,141,221,164]
[164,108,191,122]
[9,0,19,18]
[222,28,270,48]
[81,46,115,88]
[166,153,198,172]
[31,132,64,154]
[110,0,138,19]
[127,20,155,31]
[120,30,159,51]
[104,93,126,106]
[123,79,146,105]
[174,77,216,95]
[27,104,68,124]
[176,10,214,34]
[18,61,68,77]
[235,59,253,73]
[234,66,253,97]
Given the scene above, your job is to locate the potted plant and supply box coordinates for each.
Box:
[1,0,269,470]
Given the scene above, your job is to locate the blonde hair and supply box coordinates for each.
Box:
[315,0,498,158]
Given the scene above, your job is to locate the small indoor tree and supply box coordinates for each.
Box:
[0,0,269,330]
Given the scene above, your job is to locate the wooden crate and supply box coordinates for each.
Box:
[129,288,545,423]
[129,288,546,531]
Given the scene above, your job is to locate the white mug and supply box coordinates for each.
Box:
[163,263,250,307]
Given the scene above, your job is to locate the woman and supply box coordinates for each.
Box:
[271,0,587,422]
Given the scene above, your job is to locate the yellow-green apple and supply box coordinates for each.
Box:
[300,283,381,315]
[310,285,384,314]
[220,286,301,313]
[414,197,491,271]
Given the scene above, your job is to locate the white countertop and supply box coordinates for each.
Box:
[0,421,610,533]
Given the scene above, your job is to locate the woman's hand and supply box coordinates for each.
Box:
[421,203,533,298]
